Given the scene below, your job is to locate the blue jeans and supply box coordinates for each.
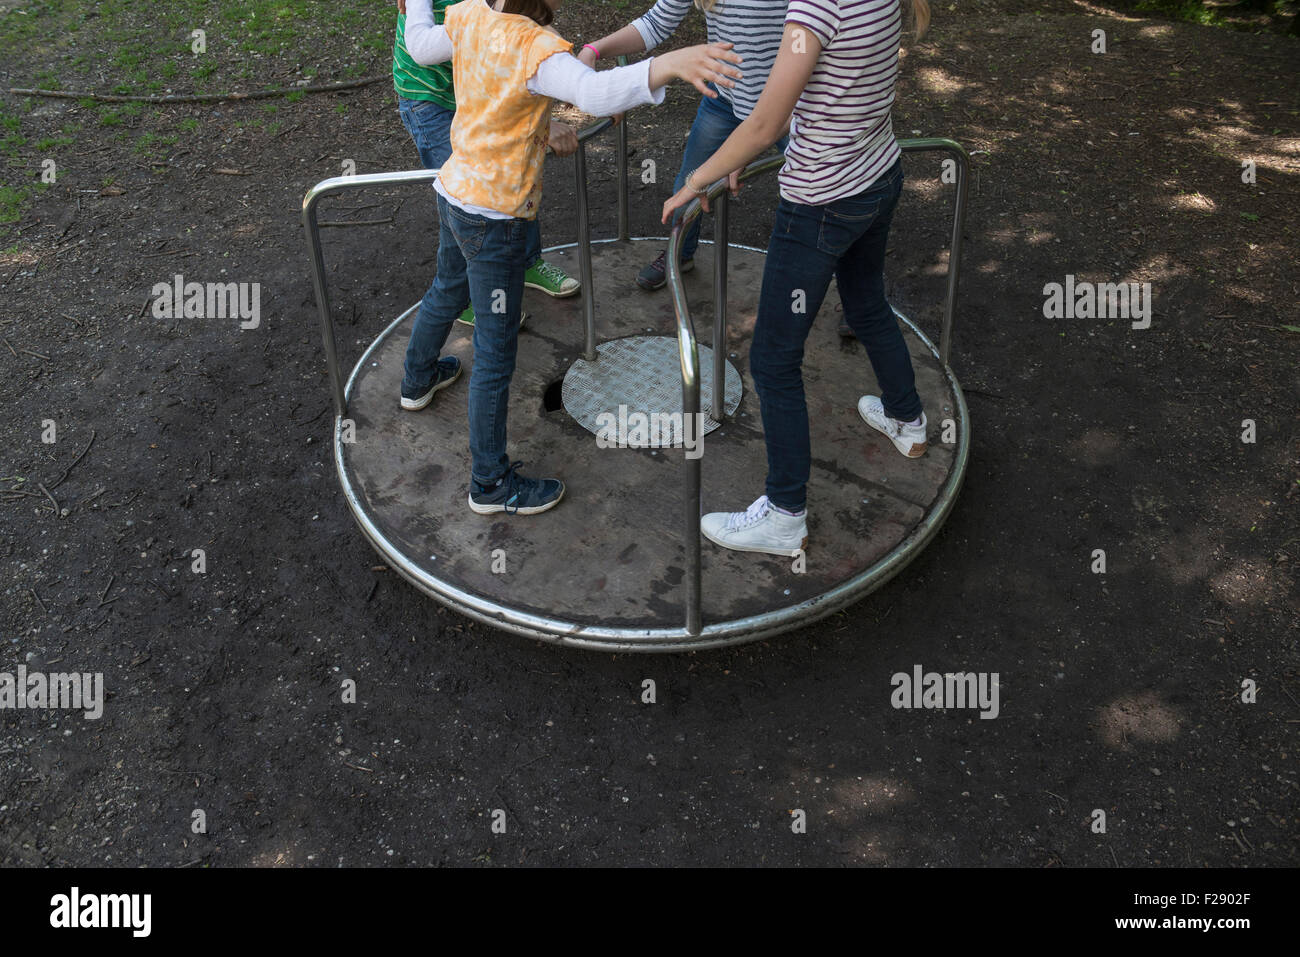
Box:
[398,96,541,266]
[403,195,531,487]
[749,158,918,512]
[670,88,788,262]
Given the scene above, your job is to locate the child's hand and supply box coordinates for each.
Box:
[662,183,702,223]
[670,42,743,99]
[397,0,406,12]
[548,120,579,157]
[661,168,740,223]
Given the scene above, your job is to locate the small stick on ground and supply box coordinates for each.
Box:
[99,573,115,603]
[30,589,48,614]
[37,483,60,516]
[8,75,387,104]
[50,429,96,490]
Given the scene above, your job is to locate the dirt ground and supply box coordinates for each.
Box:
[0,1,1296,866]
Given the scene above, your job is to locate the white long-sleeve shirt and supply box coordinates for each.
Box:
[405,0,664,217]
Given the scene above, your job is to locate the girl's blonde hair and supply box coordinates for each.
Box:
[907,0,931,40]
[694,0,929,40]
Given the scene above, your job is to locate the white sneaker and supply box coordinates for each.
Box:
[858,395,927,458]
[700,495,808,558]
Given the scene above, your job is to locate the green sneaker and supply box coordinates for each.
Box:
[525,258,580,298]
[456,305,528,330]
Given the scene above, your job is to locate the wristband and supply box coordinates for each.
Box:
[685,169,708,196]
[583,43,601,60]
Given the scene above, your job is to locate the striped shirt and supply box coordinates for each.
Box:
[781,0,902,205]
[632,0,788,120]
[392,1,461,109]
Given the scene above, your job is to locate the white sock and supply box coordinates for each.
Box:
[773,504,805,518]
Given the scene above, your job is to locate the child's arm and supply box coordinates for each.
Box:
[579,0,692,68]
[404,0,453,65]
[661,23,820,221]
[528,42,742,118]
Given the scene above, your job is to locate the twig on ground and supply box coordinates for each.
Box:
[8,75,387,104]
[37,483,60,515]
[50,429,96,490]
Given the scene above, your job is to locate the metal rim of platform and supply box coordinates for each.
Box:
[332,238,970,653]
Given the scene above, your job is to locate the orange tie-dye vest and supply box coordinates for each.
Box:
[439,1,572,219]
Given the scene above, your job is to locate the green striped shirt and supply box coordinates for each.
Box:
[393,2,461,110]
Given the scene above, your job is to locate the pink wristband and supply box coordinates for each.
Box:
[583,43,601,60]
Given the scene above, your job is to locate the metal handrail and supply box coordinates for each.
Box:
[666,137,971,636]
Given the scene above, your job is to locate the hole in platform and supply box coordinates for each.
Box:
[542,378,565,413]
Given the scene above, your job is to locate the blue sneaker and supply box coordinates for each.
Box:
[401,356,461,411]
[468,462,564,515]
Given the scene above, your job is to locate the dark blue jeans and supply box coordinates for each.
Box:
[749,158,919,512]
[403,194,530,487]
[670,88,788,262]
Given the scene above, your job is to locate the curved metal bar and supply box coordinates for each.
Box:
[665,151,784,637]
[897,138,970,366]
[576,116,614,144]
[666,222,703,636]
[302,168,442,417]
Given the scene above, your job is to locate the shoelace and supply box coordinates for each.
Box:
[725,495,772,531]
[500,460,526,516]
[533,261,569,285]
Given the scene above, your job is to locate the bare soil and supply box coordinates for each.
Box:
[0,2,1296,866]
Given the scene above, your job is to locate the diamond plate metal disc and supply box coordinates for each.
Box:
[562,335,742,447]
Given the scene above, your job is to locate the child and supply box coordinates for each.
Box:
[580,0,789,291]
[394,0,580,331]
[661,0,931,553]
[403,0,743,515]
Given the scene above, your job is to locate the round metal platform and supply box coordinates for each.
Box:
[334,238,969,652]
[563,335,742,446]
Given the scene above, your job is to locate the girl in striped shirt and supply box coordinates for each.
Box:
[580,0,790,291]
[661,0,932,556]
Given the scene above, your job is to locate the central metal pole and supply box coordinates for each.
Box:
[711,191,729,424]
